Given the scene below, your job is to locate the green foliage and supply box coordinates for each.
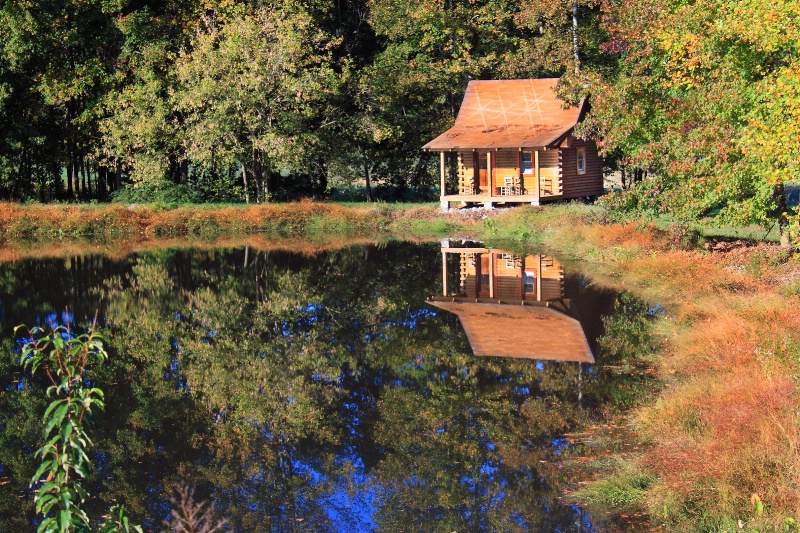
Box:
[17,319,141,533]
[580,0,800,236]
[173,4,339,202]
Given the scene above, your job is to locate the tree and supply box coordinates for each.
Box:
[0,0,120,201]
[582,0,800,241]
[515,0,604,76]
[174,4,339,203]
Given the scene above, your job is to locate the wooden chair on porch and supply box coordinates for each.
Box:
[501,176,521,195]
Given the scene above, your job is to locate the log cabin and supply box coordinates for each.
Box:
[427,241,614,363]
[423,79,603,209]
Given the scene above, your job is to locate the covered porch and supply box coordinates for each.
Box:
[434,149,562,210]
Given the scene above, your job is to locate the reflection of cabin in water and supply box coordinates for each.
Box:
[427,241,614,363]
[423,79,603,210]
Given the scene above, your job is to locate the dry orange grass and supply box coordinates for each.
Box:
[641,368,800,515]
[565,218,800,524]
[0,201,404,238]
[581,221,661,251]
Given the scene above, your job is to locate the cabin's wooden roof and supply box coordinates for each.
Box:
[428,300,595,363]
[422,79,584,151]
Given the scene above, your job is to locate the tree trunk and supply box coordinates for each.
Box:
[80,156,87,200]
[572,0,581,73]
[180,159,189,184]
[363,157,373,202]
[53,163,63,201]
[71,161,79,201]
[317,156,328,197]
[98,166,107,200]
[115,160,122,191]
[241,161,250,204]
[253,149,262,203]
[774,182,791,247]
[620,165,627,190]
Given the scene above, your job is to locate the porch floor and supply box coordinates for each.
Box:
[441,193,563,204]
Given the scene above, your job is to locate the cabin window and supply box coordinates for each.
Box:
[521,152,533,174]
[576,147,586,174]
[523,271,536,295]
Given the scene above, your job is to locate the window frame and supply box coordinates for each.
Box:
[576,147,586,175]
[521,152,533,175]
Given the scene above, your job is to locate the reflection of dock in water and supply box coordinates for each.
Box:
[427,241,614,363]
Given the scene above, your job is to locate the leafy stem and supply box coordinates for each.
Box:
[17,312,141,533]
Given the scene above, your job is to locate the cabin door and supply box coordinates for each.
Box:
[473,152,488,194]
[477,254,491,297]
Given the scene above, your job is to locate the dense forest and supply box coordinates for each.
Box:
[0,0,797,226]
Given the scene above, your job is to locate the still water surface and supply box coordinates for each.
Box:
[0,241,653,532]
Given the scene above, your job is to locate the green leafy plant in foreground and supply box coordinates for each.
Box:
[17,316,141,533]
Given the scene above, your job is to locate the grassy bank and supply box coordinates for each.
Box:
[1,201,798,530]
[0,201,474,241]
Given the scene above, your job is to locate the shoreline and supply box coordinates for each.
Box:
[2,201,798,530]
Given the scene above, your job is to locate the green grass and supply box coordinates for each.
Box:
[695,221,780,242]
[571,460,657,509]
[649,214,781,243]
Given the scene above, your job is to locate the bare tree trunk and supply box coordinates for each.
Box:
[620,165,627,190]
[53,162,63,200]
[317,156,328,197]
[115,160,122,191]
[253,149,262,203]
[572,0,581,73]
[80,156,87,200]
[241,161,250,204]
[71,160,79,201]
[98,166,106,200]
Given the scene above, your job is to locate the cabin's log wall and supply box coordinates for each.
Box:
[539,256,564,301]
[455,252,567,302]
[492,150,560,196]
[495,254,522,300]
[461,253,478,297]
[456,151,475,194]
[558,139,603,199]
[537,151,560,196]
[494,151,519,196]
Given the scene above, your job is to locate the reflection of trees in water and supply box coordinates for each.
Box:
[0,244,657,532]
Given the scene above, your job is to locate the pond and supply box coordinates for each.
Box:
[0,240,656,532]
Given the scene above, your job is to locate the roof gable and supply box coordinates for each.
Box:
[423,79,584,151]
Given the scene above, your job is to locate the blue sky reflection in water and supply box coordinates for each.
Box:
[0,242,655,532]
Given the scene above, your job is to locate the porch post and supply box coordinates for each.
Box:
[442,251,448,296]
[488,251,495,299]
[439,151,449,211]
[485,151,494,208]
[537,254,543,302]
[440,152,446,195]
[532,149,541,207]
